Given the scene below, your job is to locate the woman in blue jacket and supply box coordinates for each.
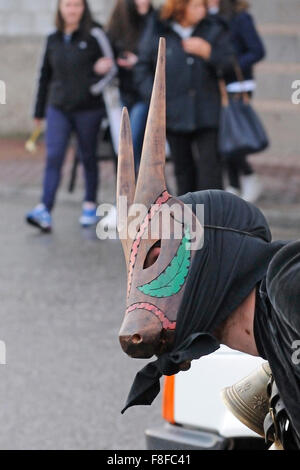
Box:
[209,0,265,202]
[26,0,116,232]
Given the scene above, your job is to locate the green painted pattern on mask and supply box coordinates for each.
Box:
[137,226,191,298]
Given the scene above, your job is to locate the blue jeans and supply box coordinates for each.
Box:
[42,106,103,211]
[123,101,148,171]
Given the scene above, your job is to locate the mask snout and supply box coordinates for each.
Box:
[119,309,163,359]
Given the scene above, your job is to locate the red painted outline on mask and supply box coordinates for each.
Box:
[127,190,171,299]
[126,302,176,330]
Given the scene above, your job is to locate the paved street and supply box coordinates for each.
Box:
[0,142,299,450]
[0,154,163,450]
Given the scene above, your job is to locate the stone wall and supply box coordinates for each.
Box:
[0,0,164,135]
[0,0,112,36]
[0,0,163,35]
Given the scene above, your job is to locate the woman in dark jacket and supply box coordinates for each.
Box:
[107,0,155,172]
[135,0,234,195]
[26,0,116,232]
[209,0,265,202]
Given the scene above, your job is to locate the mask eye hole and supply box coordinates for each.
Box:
[143,240,161,269]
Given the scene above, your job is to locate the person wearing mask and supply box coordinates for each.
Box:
[208,0,265,202]
[107,0,155,173]
[116,55,300,447]
[26,0,116,232]
[135,0,234,196]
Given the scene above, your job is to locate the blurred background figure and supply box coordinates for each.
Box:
[135,0,234,196]
[26,0,115,232]
[207,0,220,14]
[107,0,155,174]
[208,0,265,202]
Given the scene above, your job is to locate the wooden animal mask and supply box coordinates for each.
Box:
[117,39,203,359]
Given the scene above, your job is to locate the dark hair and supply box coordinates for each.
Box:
[160,0,208,23]
[55,0,94,35]
[219,0,249,18]
[107,0,152,53]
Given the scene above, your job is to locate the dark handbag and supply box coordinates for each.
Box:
[218,64,269,160]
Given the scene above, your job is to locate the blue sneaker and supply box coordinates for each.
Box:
[79,205,100,227]
[26,204,52,232]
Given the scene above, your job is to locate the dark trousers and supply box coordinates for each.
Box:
[42,106,103,211]
[122,98,148,173]
[226,154,253,189]
[167,128,223,196]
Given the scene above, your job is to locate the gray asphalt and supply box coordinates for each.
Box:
[0,189,163,450]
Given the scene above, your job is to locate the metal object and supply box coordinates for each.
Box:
[221,362,272,437]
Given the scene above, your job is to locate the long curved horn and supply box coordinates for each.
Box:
[117,107,136,265]
[134,37,167,207]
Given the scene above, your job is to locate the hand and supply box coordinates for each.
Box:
[34,118,43,129]
[182,38,212,60]
[117,52,138,70]
[179,361,191,371]
[93,57,114,76]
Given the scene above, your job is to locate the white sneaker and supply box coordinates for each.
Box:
[225,186,240,197]
[240,174,262,203]
[99,205,117,230]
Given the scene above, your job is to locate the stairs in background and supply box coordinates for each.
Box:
[247,0,300,201]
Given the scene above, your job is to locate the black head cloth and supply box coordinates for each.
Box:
[121,190,286,414]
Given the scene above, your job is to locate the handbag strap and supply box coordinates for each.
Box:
[218,57,250,106]
[218,78,229,107]
[232,59,250,104]
[233,60,245,83]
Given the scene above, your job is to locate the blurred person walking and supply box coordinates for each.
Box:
[26,0,116,232]
[135,0,234,195]
[208,0,265,202]
[107,0,155,173]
